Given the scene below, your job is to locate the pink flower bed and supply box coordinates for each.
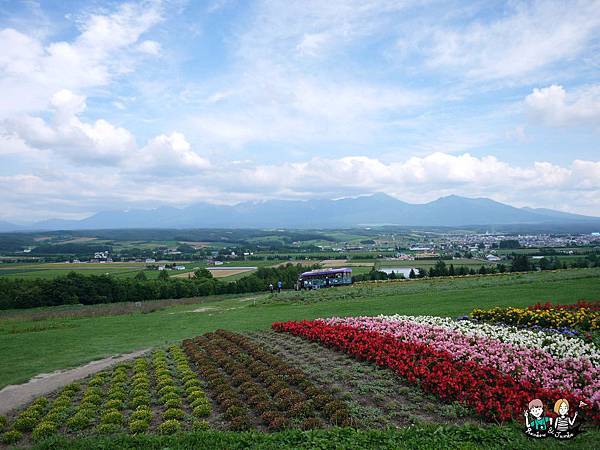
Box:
[320,316,600,409]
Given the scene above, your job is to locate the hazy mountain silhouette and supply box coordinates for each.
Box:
[5,194,600,231]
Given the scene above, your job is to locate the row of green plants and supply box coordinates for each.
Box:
[1,383,81,444]
[182,330,353,431]
[1,347,210,444]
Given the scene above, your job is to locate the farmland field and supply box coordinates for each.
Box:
[1,269,599,448]
[0,269,598,388]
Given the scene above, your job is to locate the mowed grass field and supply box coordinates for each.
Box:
[0,268,598,389]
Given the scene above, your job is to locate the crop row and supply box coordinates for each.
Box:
[183,330,353,431]
[1,346,208,444]
[273,319,600,424]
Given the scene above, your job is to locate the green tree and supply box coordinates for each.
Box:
[510,254,531,272]
[134,271,147,281]
[158,270,170,281]
[194,268,213,279]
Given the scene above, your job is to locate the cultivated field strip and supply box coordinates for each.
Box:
[183,330,353,431]
[246,330,481,428]
[0,346,212,445]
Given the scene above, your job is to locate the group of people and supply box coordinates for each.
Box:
[268,280,283,293]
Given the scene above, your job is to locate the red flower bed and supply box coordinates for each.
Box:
[527,300,600,311]
[273,320,598,423]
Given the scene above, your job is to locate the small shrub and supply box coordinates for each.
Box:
[267,415,289,431]
[45,407,68,422]
[1,430,22,444]
[164,398,182,408]
[227,415,251,431]
[184,378,200,389]
[32,421,57,441]
[187,390,206,401]
[224,406,247,420]
[163,408,185,420]
[66,412,92,431]
[32,397,49,408]
[158,419,181,435]
[63,383,81,393]
[132,396,151,408]
[95,423,121,434]
[108,390,127,402]
[300,417,323,430]
[52,398,71,409]
[192,403,211,418]
[128,419,149,434]
[192,420,210,431]
[158,385,178,397]
[82,393,102,405]
[100,409,124,425]
[13,415,38,432]
[0,415,7,430]
[160,393,180,404]
[130,409,152,422]
[104,399,125,410]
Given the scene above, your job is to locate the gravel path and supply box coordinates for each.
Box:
[0,349,149,415]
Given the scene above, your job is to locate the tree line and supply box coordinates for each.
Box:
[352,255,600,283]
[0,263,315,310]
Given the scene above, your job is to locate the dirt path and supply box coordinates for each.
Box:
[0,349,149,415]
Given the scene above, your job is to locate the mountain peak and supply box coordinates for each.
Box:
[5,194,599,231]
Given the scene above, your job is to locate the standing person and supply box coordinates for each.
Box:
[277,280,282,293]
[269,283,274,294]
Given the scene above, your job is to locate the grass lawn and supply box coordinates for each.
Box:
[0,268,598,388]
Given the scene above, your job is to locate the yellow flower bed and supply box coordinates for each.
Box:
[470,306,599,331]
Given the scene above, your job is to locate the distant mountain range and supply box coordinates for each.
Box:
[2,194,600,231]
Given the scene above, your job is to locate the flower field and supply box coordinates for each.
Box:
[2,302,599,446]
[470,301,600,332]
[273,312,600,424]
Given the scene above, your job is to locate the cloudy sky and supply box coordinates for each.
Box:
[1,0,599,222]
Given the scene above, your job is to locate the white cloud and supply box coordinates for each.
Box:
[5,90,209,172]
[134,132,210,174]
[423,1,600,81]
[0,1,163,117]
[2,152,599,221]
[6,89,136,165]
[296,32,330,56]
[138,39,161,55]
[525,84,600,128]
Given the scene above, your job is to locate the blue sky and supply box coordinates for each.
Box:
[0,0,599,222]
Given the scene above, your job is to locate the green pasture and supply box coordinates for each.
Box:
[1,268,598,389]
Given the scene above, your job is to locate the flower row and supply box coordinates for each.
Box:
[470,304,599,331]
[318,315,599,408]
[273,320,599,423]
[383,314,599,363]
[528,301,600,311]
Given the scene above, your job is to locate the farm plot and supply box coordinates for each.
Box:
[273,304,600,425]
[0,346,211,445]
[246,330,481,428]
[182,330,353,431]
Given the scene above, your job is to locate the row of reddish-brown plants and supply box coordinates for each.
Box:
[183,330,352,431]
